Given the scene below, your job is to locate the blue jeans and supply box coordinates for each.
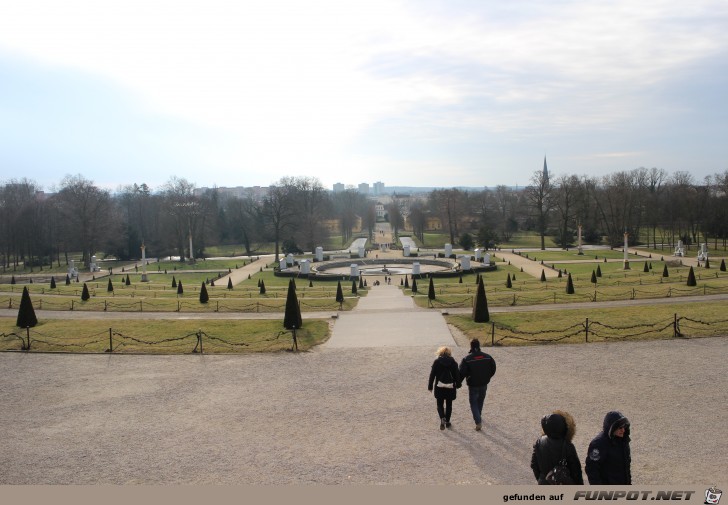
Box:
[468,385,488,424]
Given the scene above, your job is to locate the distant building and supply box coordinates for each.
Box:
[332,182,345,193]
[358,183,369,195]
[373,181,385,196]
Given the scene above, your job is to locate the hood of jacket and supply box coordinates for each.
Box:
[541,410,576,442]
[602,411,630,440]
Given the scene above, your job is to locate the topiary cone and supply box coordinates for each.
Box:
[566,273,575,294]
[16,286,38,328]
[472,277,490,323]
[199,282,209,303]
[686,266,697,287]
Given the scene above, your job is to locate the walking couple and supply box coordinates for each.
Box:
[427,338,496,431]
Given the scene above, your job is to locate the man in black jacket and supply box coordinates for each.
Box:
[585,411,632,484]
[458,338,496,431]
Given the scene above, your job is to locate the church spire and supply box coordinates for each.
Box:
[543,156,549,183]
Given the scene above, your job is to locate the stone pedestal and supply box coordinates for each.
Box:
[279,258,287,270]
[286,254,294,266]
[300,259,310,275]
[474,248,482,260]
[315,247,323,262]
[459,255,471,270]
[412,262,421,276]
[484,253,491,265]
[358,246,365,258]
[350,264,359,278]
[403,245,410,257]
[445,243,452,257]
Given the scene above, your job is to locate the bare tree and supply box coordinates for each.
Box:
[525,170,554,250]
[260,179,297,262]
[56,175,112,266]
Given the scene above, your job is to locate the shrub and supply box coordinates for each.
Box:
[16,286,38,328]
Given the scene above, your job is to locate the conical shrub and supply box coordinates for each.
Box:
[172,276,177,288]
[720,259,726,272]
[705,258,711,269]
[16,286,38,328]
[126,274,131,286]
[227,277,233,290]
[10,275,15,285]
[686,266,697,287]
[591,270,597,284]
[359,277,364,289]
[411,277,418,293]
[50,276,56,289]
[565,273,575,294]
[259,279,266,294]
[459,276,463,284]
[309,280,313,288]
[596,265,602,277]
[428,277,436,300]
[662,265,669,277]
[177,280,184,295]
[65,274,71,285]
[352,279,358,294]
[404,276,409,288]
[643,262,649,273]
[107,278,114,292]
[199,282,209,303]
[540,269,546,282]
[506,273,512,288]
[81,283,90,301]
[472,278,490,323]
[283,279,303,330]
[335,281,344,304]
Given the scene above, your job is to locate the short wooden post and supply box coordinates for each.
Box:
[491,322,495,346]
[26,326,31,350]
[673,313,678,338]
[585,318,589,343]
[107,328,113,352]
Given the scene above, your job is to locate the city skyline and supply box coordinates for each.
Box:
[1,1,727,192]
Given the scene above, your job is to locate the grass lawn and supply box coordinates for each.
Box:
[446,301,728,347]
[0,318,330,353]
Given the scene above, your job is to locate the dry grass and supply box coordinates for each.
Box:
[0,318,330,353]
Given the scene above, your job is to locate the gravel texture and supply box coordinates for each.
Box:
[1,336,726,485]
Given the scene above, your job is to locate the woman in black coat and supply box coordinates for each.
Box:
[427,346,461,430]
[531,410,584,484]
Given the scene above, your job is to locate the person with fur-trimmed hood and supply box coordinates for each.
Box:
[530,410,584,485]
[585,411,631,484]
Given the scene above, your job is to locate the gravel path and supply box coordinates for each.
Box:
[1,335,726,484]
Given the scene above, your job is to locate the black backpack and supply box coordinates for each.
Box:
[438,363,455,385]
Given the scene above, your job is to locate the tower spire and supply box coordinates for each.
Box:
[543,156,549,183]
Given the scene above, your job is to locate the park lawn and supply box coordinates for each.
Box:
[510,249,640,262]
[501,233,559,249]
[445,300,728,347]
[0,318,330,353]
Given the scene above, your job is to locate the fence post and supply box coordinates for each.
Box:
[25,326,31,350]
[585,317,589,343]
[107,327,113,352]
[104,300,107,311]
[198,330,203,354]
[673,313,678,338]
[491,322,495,346]
[593,290,596,302]
[216,301,219,312]
[71,300,74,311]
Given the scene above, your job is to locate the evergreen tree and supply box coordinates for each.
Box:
[662,265,669,277]
[227,277,233,290]
[259,280,266,295]
[172,276,177,288]
[591,270,597,284]
[81,283,90,301]
[16,286,38,328]
[686,266,697,287]
[50,276,56,289]
[404,276,409,288]
[472,278,490,323]
[566,273,575,294]
[352,279,358,294]
[596,265,602,277]
[506,273,512,288]
[283,279,303,330]
[540,269,546,282]
[720,259,726,271]
[65,274,71,285]
[335,281,344,304]
[428,277,436,300]
[199,282,209,303]
[107,278,114,292]
[643,262,649,273]
[411,277,418,293]
[177,280,184,295]
[126,274,131,286]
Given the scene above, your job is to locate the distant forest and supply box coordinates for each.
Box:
[2,167,728,270]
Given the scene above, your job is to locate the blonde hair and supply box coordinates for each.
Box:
[436,346,451,357]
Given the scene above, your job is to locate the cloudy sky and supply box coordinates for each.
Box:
[1,0,727,192]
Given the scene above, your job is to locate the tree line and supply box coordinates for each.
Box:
[2,167,727,271]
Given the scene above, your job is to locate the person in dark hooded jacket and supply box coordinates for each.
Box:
[531,410,584,484]
[585,411,631,485]
[427,346,461,430]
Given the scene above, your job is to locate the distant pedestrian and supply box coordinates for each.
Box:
[530,410,584,484]
[585,411,631,485]
[458,338,496,431]
[428,346,461,430]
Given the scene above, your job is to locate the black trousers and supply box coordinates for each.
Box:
[436,398,452,421]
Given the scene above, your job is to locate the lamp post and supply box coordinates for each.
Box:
[623,231,630,270]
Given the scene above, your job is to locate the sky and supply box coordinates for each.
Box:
[1,0,727,193]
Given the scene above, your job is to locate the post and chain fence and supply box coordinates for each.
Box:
[1,327,300,353]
